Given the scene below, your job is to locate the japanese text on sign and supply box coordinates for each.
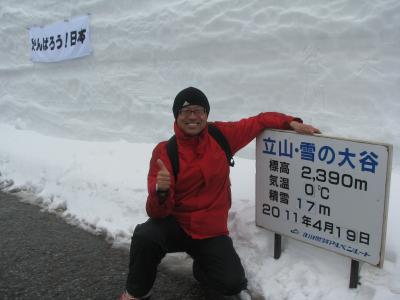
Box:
[29,15,92,63]
[256,130,392,267]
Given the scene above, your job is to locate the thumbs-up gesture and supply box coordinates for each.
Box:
[156,159,170,192]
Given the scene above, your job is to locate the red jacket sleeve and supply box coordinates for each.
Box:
[145,142,176,218]
[213,112,302,154]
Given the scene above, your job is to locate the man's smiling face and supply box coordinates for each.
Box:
[176,105,208,136]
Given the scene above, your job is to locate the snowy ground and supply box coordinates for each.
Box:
[0,124,399,299]
[1,0,400,299]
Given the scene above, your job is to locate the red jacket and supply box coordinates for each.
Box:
[146,112,299,239]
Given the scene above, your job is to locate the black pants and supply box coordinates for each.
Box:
[125,216,247,298]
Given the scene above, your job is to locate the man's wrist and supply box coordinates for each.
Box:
[289,121,298,130]
[156,184,169,204]
[156,183,169,192]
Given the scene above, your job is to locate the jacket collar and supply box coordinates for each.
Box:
[173,122,208,141]
[173,122,208,155]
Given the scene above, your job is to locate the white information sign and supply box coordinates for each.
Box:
[256,130,392,267]
[29,15,92,63]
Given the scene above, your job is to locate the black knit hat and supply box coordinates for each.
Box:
[173,87,210,119]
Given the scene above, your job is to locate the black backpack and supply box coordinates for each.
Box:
[166,123,235,179]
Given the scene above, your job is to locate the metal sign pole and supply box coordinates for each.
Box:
[274,233,282,259]
[349,259,360,288]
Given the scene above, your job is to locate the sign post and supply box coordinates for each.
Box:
[256,130,392,286]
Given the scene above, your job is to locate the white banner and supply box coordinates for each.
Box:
[29,15,92,63]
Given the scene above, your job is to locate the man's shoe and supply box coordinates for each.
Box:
[119,290,151,300]
[119,290,138,300]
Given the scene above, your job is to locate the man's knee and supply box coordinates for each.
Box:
[193,260,247,296]
[130,220,169,260]
[132,217,170,247]
[133,219,160,240]
[216,272,247,295]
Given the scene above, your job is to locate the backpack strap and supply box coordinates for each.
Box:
[166,123,235,180]
[166,135,179,180]
[207,123,235,167]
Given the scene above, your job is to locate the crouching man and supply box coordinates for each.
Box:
[120,87,320,300]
